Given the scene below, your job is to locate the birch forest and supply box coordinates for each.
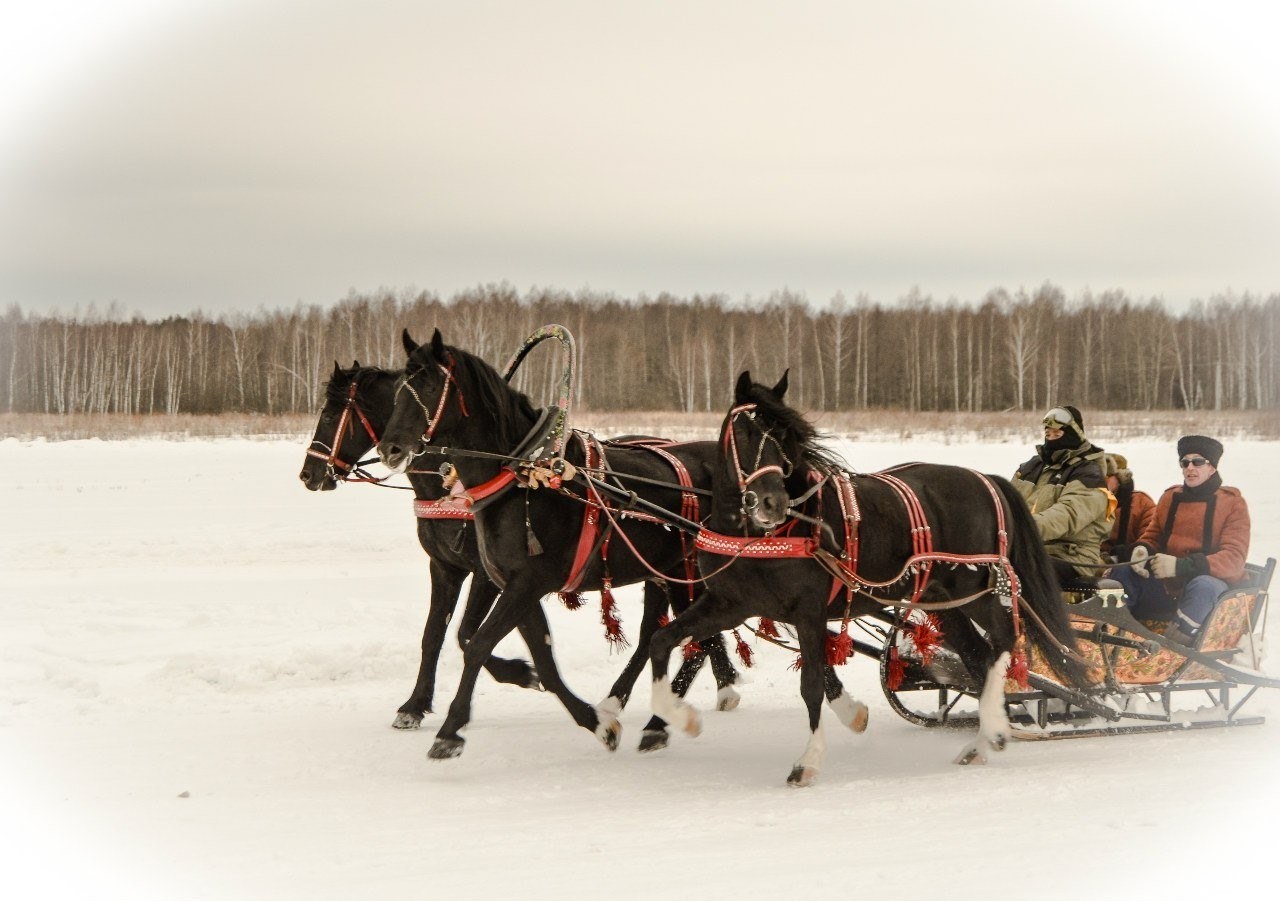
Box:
[2,283,1277,415]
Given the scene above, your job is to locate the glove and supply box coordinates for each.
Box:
[1150,553,1178,579]
[1129,545,1149,578]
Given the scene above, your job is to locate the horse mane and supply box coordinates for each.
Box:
[741,380,847,476]
[434,342,541,452]
[324,365,399,407]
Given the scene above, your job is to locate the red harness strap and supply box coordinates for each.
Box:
[623,440,704,603]
[562,435,604,593]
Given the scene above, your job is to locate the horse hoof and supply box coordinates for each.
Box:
[392,712,423,730]
[850,702,869,734]
[595,719,621,752]
[787,765,818,787]
[526,668,545,692]
[954,743,987,766]
[428,737,465,760]
[637,729,669,753]
[716,686,741,711]
[990,733,1008,753]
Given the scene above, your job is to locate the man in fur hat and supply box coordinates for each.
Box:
[1112,435,1251,646]
[1100,452,1156,562]
[1012,405,1112,586]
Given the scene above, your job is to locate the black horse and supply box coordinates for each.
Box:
[300,363,540,727]
[647,371,1087,785]
[300,362,730,736]
[378,329,745,759]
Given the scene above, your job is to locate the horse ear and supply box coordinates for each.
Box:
[332,361,342,376]
[352,359,361,369]
[734,370,753,403]
[401,329,418,355]
[772,369,789,399]
[429,328,446,361]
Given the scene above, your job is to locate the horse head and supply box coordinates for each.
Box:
[378,328,466,472]
[300,361,397,490]
[716,369,800,532]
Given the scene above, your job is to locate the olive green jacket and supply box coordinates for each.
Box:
[1012,441,1112,577]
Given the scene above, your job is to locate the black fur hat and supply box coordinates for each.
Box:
[1063,405,1084,431]
[1176,435,1223,467]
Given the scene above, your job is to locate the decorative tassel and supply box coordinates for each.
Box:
[558,591,584,610]
[1006,648,1030,690]
[789,655,804,672]
[732,629,754,668]
[657,613,671,628]
[886,646,906,690]
[909,614,943,665]
[826,627,853,666]
[600,582,628,649]
[681,639,703,660]
[757,617,780,639]
[526,525,543,557]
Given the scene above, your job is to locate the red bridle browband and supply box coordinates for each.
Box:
[306,382,382,479]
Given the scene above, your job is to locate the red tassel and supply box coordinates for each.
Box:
[757,617,780,639]
[909,614,943,665]
[600,582,629,650]
[886,646,906,690]
[657,613,671,628]
[732,629,754,668]
[789,655,804,672]
[681,639,703,660]
[1006,649,1030,690]
[558,591,584,610]
[826,628,853,665]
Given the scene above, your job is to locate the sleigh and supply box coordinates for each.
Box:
[877,558,1277,738]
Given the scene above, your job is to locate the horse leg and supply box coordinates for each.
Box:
[394,559,465,729]
[429,576,604,760]
[515,601,621,752]
[457,576,540,691]
[822,664,869,733]
[701,633,743,711]
[648,592,747,741]
[954,651,1013,765]
[787,618,830,787]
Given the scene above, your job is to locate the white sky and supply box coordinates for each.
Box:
[1,0,1278,318]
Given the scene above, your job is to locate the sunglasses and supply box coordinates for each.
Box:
[1179,457,1210,469]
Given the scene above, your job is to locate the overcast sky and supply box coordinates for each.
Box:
[2,0,1277,318]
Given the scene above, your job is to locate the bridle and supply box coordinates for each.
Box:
[306,382,383,482]
[395,354,469,450]
[721,403,793,522]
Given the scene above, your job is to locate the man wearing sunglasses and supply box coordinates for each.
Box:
[1114,435,1251,646]
[1013,405,1113,587]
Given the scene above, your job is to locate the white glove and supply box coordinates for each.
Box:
[1150,553,1178,579]
[1129,545,1149,578]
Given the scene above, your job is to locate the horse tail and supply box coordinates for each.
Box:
[990,475,1089,688]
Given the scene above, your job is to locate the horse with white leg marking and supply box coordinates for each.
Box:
[648,371,1088,785]
[377,328,747,759]
[301,362,721,734]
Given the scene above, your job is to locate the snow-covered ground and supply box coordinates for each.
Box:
[2,433,1278,900]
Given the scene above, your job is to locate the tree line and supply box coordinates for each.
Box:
[2,283,1277,415]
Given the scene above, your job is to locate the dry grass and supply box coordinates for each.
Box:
[5,409,1278,442]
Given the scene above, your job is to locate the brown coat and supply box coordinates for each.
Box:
[1137,484,1251,585]
[1101,484,1155,557]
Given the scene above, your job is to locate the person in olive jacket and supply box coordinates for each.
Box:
[1113,435,1251,646]
[1012,405,1112,586]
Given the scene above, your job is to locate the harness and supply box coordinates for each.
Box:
[697,404,1030,680]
